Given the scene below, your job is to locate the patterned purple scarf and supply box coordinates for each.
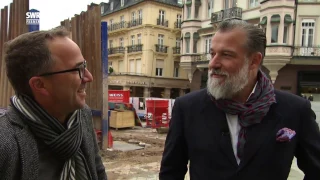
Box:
[211,69,276,160]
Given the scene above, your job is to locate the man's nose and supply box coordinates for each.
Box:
[83,68,93,82]
[208,54,221,69]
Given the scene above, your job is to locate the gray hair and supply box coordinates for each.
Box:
[217,19,266,64]
[4,27,70,97]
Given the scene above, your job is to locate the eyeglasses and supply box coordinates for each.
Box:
[39,60,87,79]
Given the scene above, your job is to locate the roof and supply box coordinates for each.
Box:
[101,0,183,16]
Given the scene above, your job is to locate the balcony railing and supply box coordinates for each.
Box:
[127,44,143,53]
[157,19,168,27]
[174,21,182,28]
[155,44,168,53]
[191,53,211,62]
[211,7,242,24]
[108,21,128,32]
[107,19,143,32]
[173,47,181,54]
[293,46,320,57]
[128,18,143,28]
[108,47,125,55]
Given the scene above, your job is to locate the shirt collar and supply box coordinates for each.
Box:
[246,81,258,102]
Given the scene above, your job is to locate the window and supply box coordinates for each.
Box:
[159,10,165,23]
[131,35,135,45]
[283,25,288,44]
[129,59,135,73]
[225,0,237,8]
[132,12,136,21]
[138,10,143,20]
[108,61,112,68]
[176,38,181,47]
[137,34,142,44]
[193,33,199,53]
[249,0,259,8]
[101,6,104,14]
[208,0,214,18]
[195,6,199,19]
[156,60,164,76]
[119,38,124,47]
[121,0,124,7]
[136,59,141,74]
[118,60,124,72]
[186,39,190,53]
[173,62,179,77]
[177,14,182,28]
[110,19,113,30]
[301,20,315,47]
[109,40,113,48]
[110,2,114,11]
[187,6,191,19]
[158,34,164,45]
[224,0,229,8]
[271,25,279,43]
[120,15,124,28]
[205,35,212,53]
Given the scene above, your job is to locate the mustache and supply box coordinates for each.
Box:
[208,69,229,76]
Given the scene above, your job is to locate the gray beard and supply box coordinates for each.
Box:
[207,61,249,100]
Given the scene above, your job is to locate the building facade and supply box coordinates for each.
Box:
[101,0,190,98]
[180,0,320,101]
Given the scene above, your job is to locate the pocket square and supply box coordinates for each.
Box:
[276,128,296,142]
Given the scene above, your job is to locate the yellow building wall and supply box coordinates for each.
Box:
[101,1,187,80]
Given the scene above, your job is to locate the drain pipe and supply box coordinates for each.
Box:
[291,0,298,56]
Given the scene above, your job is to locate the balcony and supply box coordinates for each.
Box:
[293,46,320,57]
[108,47,125,55]
[127,44,143,53]
[173,47,181,54]
[211,7,242,24]
[191,53,211,64]
[174,21,182,28]
[155,44,168,53]
[157,19,168,27]
[108,21,128,32]
[128,18,143,28]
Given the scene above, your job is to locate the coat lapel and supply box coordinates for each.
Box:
[238,103,282,170]
[201,95,238,168]
[6,107,39,180]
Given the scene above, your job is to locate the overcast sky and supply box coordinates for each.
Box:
[0,0,107,30]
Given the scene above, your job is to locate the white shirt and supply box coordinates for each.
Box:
[226,82,257,165]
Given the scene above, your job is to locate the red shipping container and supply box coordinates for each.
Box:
[108,90,130,103]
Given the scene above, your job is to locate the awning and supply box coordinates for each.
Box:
[193,32,200,40]
[284,14,294,24]
[185,0,192,6]
[259,16,267,25]
[184,32,190,38]
[271,14,280,23]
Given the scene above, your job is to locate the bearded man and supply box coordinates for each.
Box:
[159,20,320,180]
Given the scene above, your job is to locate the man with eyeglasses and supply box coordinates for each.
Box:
[0,27,107,180]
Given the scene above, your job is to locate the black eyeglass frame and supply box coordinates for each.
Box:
[38,60,87,79]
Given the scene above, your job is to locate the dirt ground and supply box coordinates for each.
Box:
[100,126,167,180]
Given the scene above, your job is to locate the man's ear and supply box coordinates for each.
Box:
[249,52,262,70]
[29,77,49,96]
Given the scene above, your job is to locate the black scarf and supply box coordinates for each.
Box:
[11,95,92,180]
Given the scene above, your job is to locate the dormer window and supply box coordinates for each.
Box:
[110,2,114,11]
[101,6,104,14]
[121,0,124,7]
